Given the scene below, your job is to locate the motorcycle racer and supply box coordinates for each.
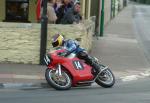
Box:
[51,34,100,73]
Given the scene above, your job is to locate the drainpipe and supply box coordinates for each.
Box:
[40,0,48,65]
[114,0,116,17]
[100,0,104,37]
[96,0,101,36]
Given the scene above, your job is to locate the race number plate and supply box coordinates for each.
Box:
[44,55,51,65]
[73,60,84,70]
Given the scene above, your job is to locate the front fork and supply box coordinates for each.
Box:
[55,64,62,76]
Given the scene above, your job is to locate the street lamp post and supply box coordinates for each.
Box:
[40,0,48,65]
[100,0,104,37]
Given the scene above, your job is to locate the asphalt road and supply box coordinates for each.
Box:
[0,78,150,103]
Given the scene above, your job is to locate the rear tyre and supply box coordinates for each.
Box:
[45,68,72,90]
[95,65,115,88]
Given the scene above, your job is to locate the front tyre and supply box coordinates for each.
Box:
[45,68,72,90]
[96,66,115,88]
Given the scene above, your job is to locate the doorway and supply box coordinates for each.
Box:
[5,0,29,22]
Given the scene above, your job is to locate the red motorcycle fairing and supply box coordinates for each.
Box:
[47,49,94,86]
[60,59,94,85]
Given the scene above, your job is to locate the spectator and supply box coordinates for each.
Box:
[36,0,45,22]
[53,0,63,13]
[60,2,82,24]
[56,0,73,24]
[47,0,57,23]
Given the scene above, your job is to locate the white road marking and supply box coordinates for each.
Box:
[120,70,150,82]
[121,75,139,82]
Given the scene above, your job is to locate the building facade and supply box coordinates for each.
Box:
[0,0,93,23]
[0,0,127,64]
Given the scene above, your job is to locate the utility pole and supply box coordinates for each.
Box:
[112,0,116,18]
[40,0,48,65]
[100,0,104,36]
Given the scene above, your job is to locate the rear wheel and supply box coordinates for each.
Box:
[95,65,115,88]
[45,68,72,90]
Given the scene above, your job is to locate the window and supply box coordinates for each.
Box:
[5,0,29,22]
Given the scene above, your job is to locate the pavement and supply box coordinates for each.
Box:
[0,4,150,89]
[0,63,48,88]
[91,4,150,81]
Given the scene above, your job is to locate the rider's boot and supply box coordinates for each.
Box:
[91,62,101,75]
[86,56,100,74]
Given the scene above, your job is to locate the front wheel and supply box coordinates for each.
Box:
[95,65,115,88]
[45,68,72,90]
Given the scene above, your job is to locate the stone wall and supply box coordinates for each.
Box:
[0,23,41,64]
[0,17,95,64]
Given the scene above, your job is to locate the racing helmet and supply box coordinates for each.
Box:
[52,34,64,47]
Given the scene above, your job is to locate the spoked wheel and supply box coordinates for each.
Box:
[96,65,115,88]
[45,68,72,90]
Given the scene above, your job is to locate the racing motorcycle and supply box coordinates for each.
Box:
[44,48,115,90]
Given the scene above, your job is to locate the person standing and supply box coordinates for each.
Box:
[47,0,57,23]
[60,2,82,24]
[55,0,73,24]
[53,0,63,13]
[36,0,42,22]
